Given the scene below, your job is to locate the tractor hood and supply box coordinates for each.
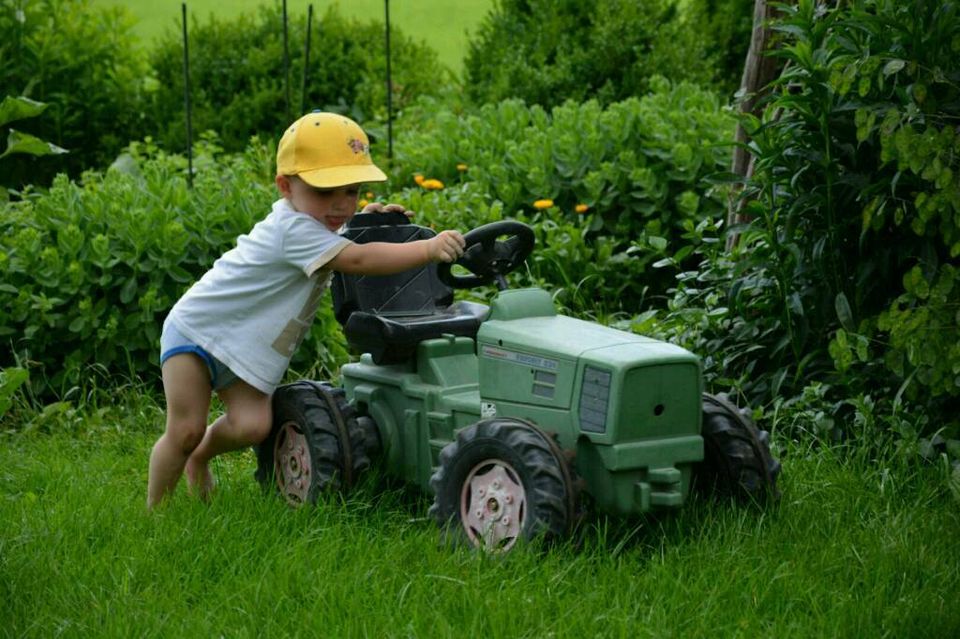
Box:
[477,288,692,363]
[477,289,699,413]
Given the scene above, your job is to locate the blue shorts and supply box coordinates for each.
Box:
[160,321,239,391]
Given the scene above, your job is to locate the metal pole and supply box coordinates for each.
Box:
[384,0,393,158]
[181,3,193,188]
[300,4,313,116]
[283,0,291,122]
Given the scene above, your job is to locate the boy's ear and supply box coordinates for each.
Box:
[275,174,293,198]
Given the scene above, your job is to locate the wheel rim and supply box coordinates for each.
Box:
[459,459,526,552]
[274,421,311,506]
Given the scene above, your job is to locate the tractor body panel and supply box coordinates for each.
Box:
[477,289,705,515]
[342,336,481,493]
[343,288,705,515]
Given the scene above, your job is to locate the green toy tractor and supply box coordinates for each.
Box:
[255,217,781,551]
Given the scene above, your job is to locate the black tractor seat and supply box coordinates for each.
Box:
[331,212,489,364]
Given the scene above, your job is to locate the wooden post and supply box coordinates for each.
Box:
[726,0,783,249]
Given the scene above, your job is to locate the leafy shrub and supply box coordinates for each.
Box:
[146,4,448,155]
[463,0,723,109]
[388,79,735,313]
[640,0,959,445]
[0,96,67,199]
[0,137,348,399]
[0,0,149,188]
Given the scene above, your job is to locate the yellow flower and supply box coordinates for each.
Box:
[533,199,554,210]
[414,174,425,186]
[456,163,468,172]
[358,199,369,209]
[575,203,590,214]
[421,178,444,190]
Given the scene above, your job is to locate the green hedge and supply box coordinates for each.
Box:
[387,79,735,313]
[462,0,744,109]
[146,4,448,155]
[0,137,348,398]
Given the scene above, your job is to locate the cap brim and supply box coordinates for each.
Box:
[297,164,387,188]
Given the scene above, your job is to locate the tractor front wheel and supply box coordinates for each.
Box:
[254,381,371,506]
[428,418,578,553]
[697,392,782,501]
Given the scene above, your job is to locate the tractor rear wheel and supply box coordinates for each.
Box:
[254,381,371,506]
[697,392,781,501]
[428,418,578,553]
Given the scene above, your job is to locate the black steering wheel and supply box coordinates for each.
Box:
[437,220,535,290]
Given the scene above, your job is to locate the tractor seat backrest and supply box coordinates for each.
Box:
[330,211,454,324]
[330,212,488,364]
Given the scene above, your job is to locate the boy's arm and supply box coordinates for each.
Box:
[328,230,465,275]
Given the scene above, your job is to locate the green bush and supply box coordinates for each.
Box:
[0,137,348,399]
[0,96,68,199]
[146,4,448,155]
[463,0,725,109]
[0,0,149,189]
[388,79,736,313]
[641,0,959,444]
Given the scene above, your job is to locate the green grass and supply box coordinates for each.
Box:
[92,0,493,72]
[2,392,959,637]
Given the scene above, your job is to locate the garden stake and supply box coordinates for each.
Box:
[181,2,193,188]
[299,4,313,116]
[282,0,290,123]
[384,0,393,158]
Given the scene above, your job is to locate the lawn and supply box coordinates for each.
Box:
[1,392,958,637]
[92,0,493,72]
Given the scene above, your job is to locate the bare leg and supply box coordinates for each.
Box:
[147,355,212,509]
[184,379,272,500]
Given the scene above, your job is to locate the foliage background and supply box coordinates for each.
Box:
[2,0,960,635]
[93,0,493,74]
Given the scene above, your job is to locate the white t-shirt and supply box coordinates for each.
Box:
[166,198,351,393]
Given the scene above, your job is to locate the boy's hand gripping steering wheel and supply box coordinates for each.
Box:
[437,221,535,290]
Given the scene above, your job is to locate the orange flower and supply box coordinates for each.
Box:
[575,203,590,214]
[456,163,468,172]
[421,178,444,190]
[533,199,554,210]
[414,174,425,186]
[366,191,374,199]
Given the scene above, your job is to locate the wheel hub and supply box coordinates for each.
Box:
[274,421,310,506]
[460,461,526,552]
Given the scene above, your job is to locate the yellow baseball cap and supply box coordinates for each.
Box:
[276,111,387,187]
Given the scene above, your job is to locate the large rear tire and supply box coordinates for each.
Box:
[697,392,782,501]
[255,381,371,506]
[428,418,579,553]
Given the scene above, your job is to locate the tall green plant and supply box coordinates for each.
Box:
[726,0,959,409]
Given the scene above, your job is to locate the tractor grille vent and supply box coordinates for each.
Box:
[579,366,611,433]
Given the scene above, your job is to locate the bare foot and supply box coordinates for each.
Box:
[184,455,216,502]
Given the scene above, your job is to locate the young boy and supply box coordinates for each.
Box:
[147,112,465,509]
